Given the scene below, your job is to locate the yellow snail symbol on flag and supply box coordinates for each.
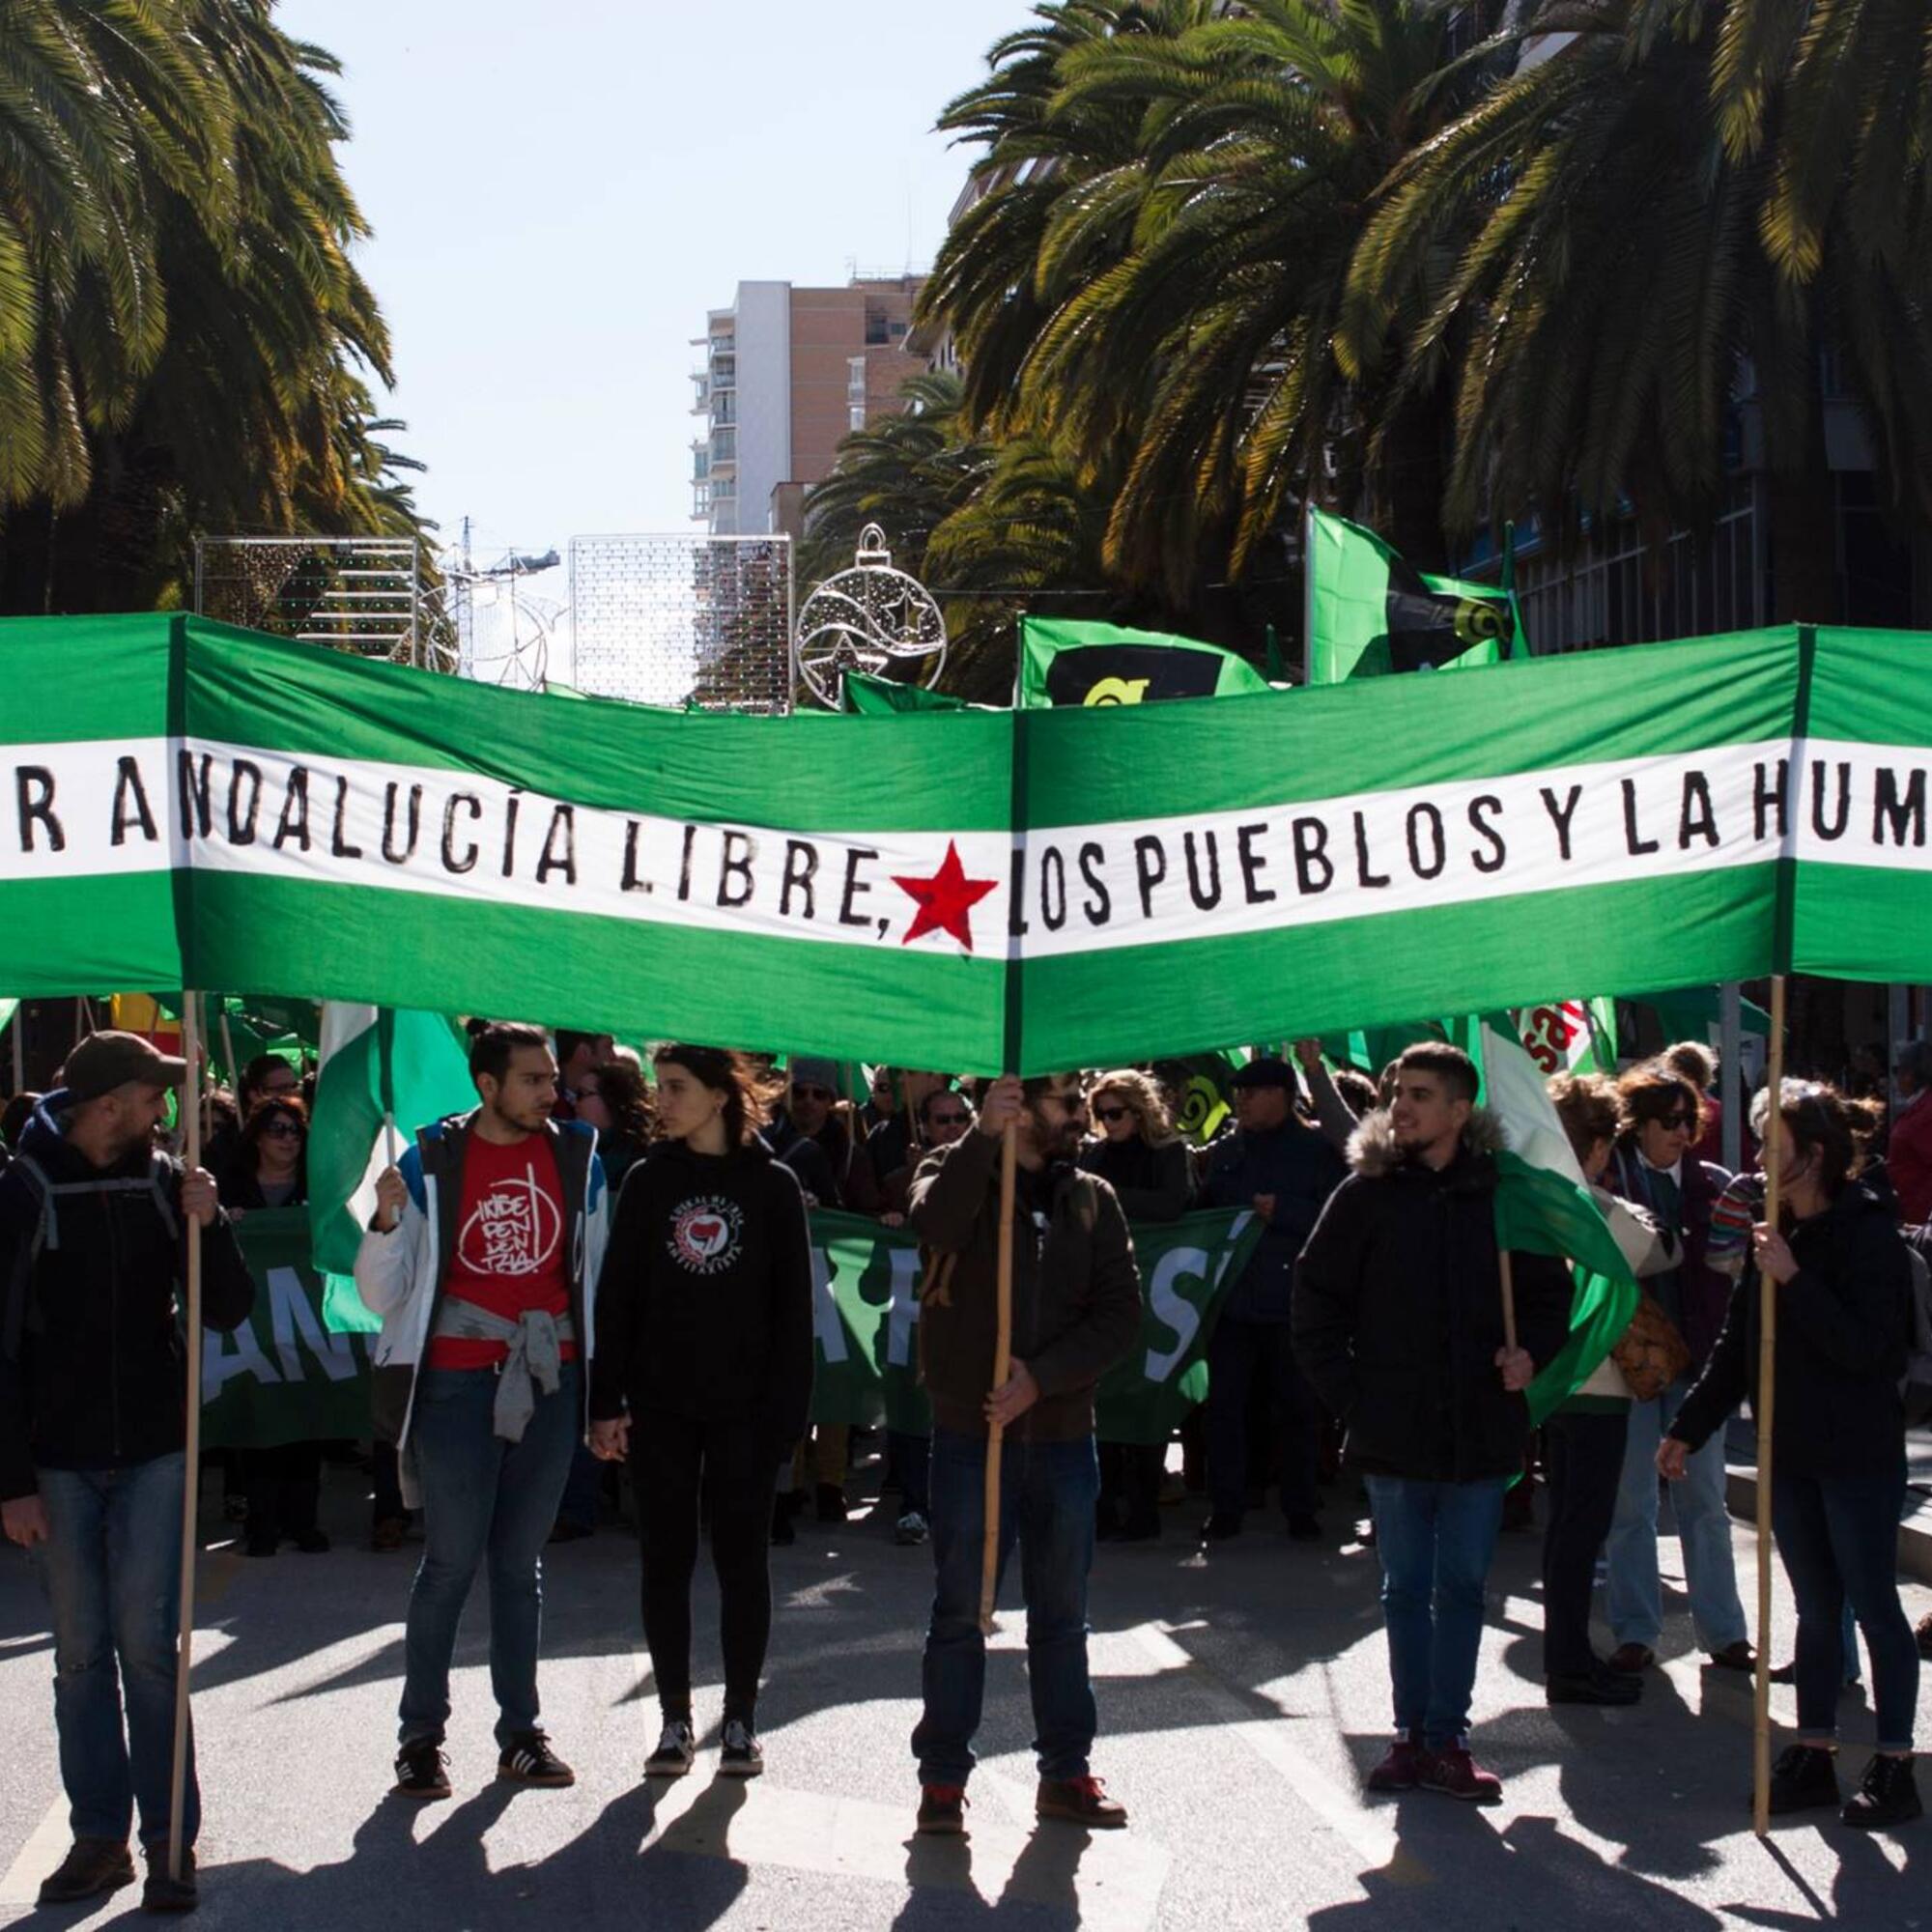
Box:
[1083,676,1151,706]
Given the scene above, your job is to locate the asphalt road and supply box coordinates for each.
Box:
[1,1450,1926,1930]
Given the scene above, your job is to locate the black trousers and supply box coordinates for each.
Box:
[1098,1442,1163,1533]
[243,1441,321,1543]
[631,1411,778,1723]
[1541,1406,1630,1678]
[1208,1315,1320,1519]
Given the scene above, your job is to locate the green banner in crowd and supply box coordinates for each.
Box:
[806,1206,1262,1443]
[202,1208,376,1450]
[1018,617,1272,708]
[4,613,1931,1072]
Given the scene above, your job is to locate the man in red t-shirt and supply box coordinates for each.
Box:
[355,1023,609,1803]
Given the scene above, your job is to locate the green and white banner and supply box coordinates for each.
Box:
[4,614,1931,1072]
[202,1208,376,1449]
[807,1206,1263,1443]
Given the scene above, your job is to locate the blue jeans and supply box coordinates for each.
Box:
[400,1362,582,1747]
[1363,1473,1508,1750]
[912,1429,1099,1787]
[1606,1381,1747,1652]
[1773,1468,1919,1752]
[34,1454,199,1849]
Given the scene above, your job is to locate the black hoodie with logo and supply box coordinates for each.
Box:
[0,1094,256,1501]
[589,1139,813,1450]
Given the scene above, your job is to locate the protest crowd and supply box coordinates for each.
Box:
[2,1011,1930,1912]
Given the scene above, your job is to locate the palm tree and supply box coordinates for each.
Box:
[1342,0,1932,618]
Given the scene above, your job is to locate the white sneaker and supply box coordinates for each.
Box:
[895,1511,929,1547]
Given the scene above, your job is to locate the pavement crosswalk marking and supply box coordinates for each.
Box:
[0,1797,71,1906]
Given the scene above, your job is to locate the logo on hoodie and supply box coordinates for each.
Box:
[668,1194,744,1275]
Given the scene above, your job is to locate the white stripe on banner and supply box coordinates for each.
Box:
[8,735,1932,960]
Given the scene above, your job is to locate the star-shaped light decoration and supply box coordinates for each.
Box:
[892,840,999,951]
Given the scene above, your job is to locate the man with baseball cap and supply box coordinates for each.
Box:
[1198,1057,1348,1544]
[1,1031,255,1913]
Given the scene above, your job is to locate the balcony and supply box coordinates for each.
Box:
[710,355,736,389]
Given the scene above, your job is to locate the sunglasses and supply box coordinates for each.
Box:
[926,1110,970,1128]
[793,1085,834,1102]
[1094,1105,1130,1123]
[262,1120,302,1140]
[1657,1111,1698,1130]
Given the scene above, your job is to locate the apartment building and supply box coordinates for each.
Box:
[690,274,926,538]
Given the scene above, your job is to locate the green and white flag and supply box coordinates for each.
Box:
[308,1004,474,1295]
[1511,997,1618,1077]
[4,612,1930,1074]
[1307,507,1516,684]
[202,1208,377,1448]
[807,1206,1263,1442]
[1453,1014,1639,1424]
[1018,617,1271,708]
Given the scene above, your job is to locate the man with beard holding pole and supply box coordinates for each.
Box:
[907,1073,1142,1837]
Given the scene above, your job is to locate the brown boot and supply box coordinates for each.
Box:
[1036,1775,1128,1829]
[37,1838,134,1907]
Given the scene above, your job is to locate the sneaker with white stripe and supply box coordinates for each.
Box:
[497,1729,575,1787]
[718,1719,764,1778]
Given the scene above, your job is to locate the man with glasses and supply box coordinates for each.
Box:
[907,1073,1143,1835]
[1198,1058,1349,1545]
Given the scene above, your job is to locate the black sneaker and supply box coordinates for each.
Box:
[719,1719,764,1777]
[140,1844,197,1914]
[1765,1744,1839,1815]
[37,1836,134,1906]
[917,1784,969,1835]
[771,1500,796,1547]
[646,1718,696,1778]
[1547,1669,1642,1707]
[498,1729,575,1787]
[1199,1512,1243,1543]
[814,1483,848,1523]
[394,1737,452,1801]
[1841,1754,1921,1831]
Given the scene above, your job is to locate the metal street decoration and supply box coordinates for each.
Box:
[793,523,948,710]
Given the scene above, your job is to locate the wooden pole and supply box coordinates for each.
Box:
[1499,1248,1519,1354]
[980,1118,1018,1634]
[167,992,204,1885]
[1751,974,1788,1839]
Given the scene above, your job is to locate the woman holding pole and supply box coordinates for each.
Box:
[587,1046,813,1781]
[1662,1078,1921,1829]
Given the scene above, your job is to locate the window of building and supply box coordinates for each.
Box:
[712,428,736,464]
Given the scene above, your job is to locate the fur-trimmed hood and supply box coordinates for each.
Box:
[1347,1104,1505,1180]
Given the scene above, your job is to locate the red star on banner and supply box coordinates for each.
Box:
[892,840,999,951]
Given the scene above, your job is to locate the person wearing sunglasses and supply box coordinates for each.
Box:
[1601,1061,1751,1678]
[1079,1071,1192,1542]
[218,1095,328,1560]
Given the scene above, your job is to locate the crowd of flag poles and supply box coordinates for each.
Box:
[7,503,1918,1876]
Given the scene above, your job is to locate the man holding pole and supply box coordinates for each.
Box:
[906,1072,1142,1835]
[0,1032,254,1913]
[1294,1043,1572,1803]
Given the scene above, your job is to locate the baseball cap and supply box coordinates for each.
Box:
[63,1030,189,1102]
[789,1056,841,1094]
[1230,1056,1297,1091]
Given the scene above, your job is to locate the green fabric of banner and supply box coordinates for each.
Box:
[841,671,975,716]
[202,1208,376,1448]
[805,1206,1263,1441]
[4,613,1932,1075]
[1018,617,1272,708]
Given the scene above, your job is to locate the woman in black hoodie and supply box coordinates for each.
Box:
[588,1046,812,1783]
[1664,1079,1920,1830]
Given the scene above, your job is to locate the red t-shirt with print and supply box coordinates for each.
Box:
[425,1131,574,1370]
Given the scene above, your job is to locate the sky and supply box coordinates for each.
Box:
[276,0,1029,572]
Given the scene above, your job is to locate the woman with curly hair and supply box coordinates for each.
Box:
[1079,1070,1190,1540]
[1664,1080,1919,1828]
[568,1059,652,1191]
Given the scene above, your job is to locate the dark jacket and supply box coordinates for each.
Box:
[216,1161,308,1212]
[0,1093,256,1500]
[1077,1134,1192,1223]
[1201,1119,1349,1322]
[1671,1179,1914,1480]
[1605,1144,1734,1369]
[908,1128,1142,1441]
[589,1138,813,1450]
[1293,1108,1573,1483]
[763,1113,839,1209]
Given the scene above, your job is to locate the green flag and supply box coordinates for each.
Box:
[1017,617,1271,708]
[1510,997,1619,1078]
[1306,507,1516,683]
[309,1004,474,1293]
[202,1208,377,1447]
[806,1206,1264,1441]
[841,671,974,717]
[1452,1014,1638,1425]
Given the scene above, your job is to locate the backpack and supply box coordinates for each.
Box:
[2,1150,181,1360]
